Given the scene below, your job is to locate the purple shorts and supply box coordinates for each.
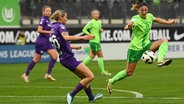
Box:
[35,40,54,55]
[59,54,81,72]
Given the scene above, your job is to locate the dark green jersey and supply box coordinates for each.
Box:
[129,13,155,50]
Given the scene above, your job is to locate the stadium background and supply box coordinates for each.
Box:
[0,0,184,63]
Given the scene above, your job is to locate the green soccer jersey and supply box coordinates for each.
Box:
[82,19,102,43]
[129,13,155,50]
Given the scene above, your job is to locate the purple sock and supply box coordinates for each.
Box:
[71,83,84,96]
[25,60,36,76]
[84,86,94,100]
[47,59,56,74]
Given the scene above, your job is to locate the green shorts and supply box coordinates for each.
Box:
[127,42,152,62]
[89,42,102,51]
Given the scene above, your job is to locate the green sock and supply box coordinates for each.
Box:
[157,42,168,62]
[97,57,105,73]
[84,47,90,55]
[82,56,92,65]
[110,70,127,85]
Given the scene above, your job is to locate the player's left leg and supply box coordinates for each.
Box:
[82,49,94,65]
[107,62,137,94]
[107,49,141,94]
[83,84,103,103]
[96,51,111,76]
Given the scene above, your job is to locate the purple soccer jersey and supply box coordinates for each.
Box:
[35,16,54,55]
[51,22,80,71]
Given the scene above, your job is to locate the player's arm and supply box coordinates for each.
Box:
[82,22,92,35]
[124,21,134,30]
[100,23,104,32]
[37,26,51,34]
[100,28,104,32]
[37,19,51,34]
[61,32,94,41]
[70,45,82,50]
[154,18,177,25]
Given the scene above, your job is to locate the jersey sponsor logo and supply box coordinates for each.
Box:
[174,30,184,40]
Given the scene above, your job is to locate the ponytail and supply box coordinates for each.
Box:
[130,0,147,11]
[51,9,66,21]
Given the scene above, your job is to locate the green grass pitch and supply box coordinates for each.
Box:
[0,59,184,104]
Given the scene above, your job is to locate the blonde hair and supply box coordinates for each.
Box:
[130,2,140,11]
[51,9,66,21]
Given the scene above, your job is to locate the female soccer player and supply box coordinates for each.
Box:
[50,9,103,104]
[82,9,111,76]
[21,5,58,82]
[107,1,177,94]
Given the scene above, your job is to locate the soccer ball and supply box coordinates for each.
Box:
[141,50,156,64]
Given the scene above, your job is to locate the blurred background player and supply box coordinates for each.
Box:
[82,9,111,76]
[21,5,58,82]
[50,9,103,104]
[107,1,177,94]
[16,31,26,45]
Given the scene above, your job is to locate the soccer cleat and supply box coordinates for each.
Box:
[66,93,74,104]
[21,73,29,83]
[44,74,56,81]
[89,93,103,103]
[101,71,112,76]
[106,79,112,94]
[157,59,172,67]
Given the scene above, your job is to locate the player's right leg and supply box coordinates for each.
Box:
[82,56,92,65]
[83,49,93,65]
[150,39,172,67]
[157,59,172,67]
[45,49,58,81]
[21,53,41,82]
[66,92,74,104]
[66,63,94,104]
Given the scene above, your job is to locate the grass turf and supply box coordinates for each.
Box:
[0,58,184,104]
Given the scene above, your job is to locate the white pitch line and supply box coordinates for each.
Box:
[0,96,184,100]
[0,86,143,98]
[0,86,183,100]
[0,96,133,98]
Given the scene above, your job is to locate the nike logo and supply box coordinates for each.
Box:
[174,31,184,40]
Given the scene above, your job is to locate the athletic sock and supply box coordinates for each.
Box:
[97,57,105,73]
[110,70,127,85]
[47,59,56,74]
[82,56,92,65]
[84,47,90,55]
[84,86,94,100]
[25,60,36,76]
[70,83,84,96]
[157,42,168,62]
